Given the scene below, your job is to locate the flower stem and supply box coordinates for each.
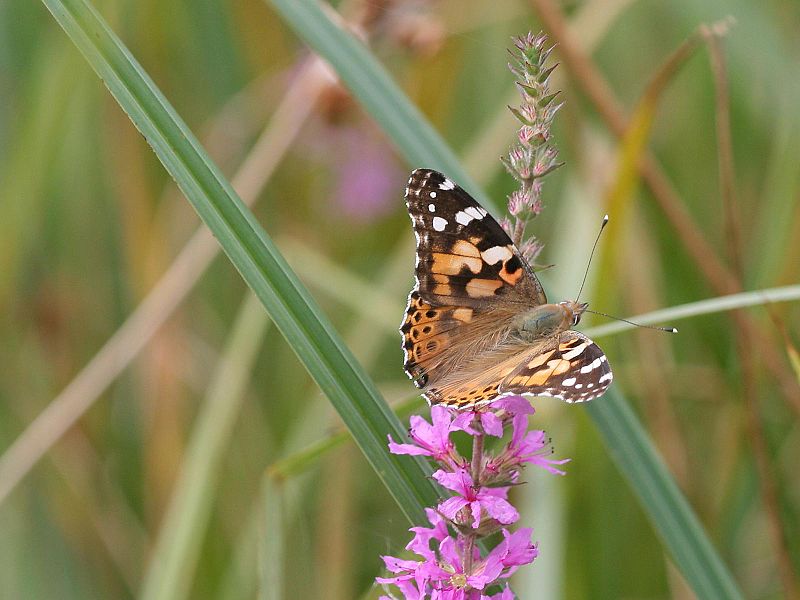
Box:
[463,431,485,576]
[463,534,476,577]
[512,179,533,247]
[470,432,484,485]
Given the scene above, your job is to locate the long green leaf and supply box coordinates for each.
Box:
[40,0,439,528]
[587,390,744,599]
[267,1,745,598]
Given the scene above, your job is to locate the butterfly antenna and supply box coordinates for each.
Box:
[585,309,678,333]
[575,214,609,303]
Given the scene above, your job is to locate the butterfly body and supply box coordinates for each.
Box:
[511,301,587,342]
[401,169,612,409]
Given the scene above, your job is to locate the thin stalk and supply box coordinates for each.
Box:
[463,432,485,578]
[140,293,270,600]
[706,29,800,598]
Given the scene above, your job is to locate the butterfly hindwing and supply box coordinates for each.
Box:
[401,291,474,388]
[423,347,531,409]
[500,331,612,403]
[405,169,546,310]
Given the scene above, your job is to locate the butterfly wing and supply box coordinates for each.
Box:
[405,169,546,309]
[500,331,612,403]
[421,344,536,408]
[402,169,544,396]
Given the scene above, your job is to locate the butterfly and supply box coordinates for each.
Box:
[401,168,612,409]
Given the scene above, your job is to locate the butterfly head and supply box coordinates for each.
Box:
[560,300,589,327]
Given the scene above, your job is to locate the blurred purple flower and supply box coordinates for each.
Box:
[331,127,404,222]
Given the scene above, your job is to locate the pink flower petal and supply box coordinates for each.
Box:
[480,412,504,437]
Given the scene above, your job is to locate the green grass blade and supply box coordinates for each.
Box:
[40,0,438,527]
[267,2,745,598]
[259,476,286,600]
[140,293,269,600]
[585,284,800,338]
[268,396,423,480]
[586,390,745,600]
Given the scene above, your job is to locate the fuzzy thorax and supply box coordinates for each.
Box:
[512,300,588,340]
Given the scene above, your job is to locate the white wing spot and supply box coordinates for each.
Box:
[481,245,512,265]
[464,206,484,220]
[575,383,583,389]
[432,217,448,231]
[599,372,613,383]
[562,343,587,361]
[429,191,437,198]
[428,203,436,212]
[587,383,594,388]
[439,179,455,190]
[562,377,576,387]
[455,211,473,226]
[580,358,602,373]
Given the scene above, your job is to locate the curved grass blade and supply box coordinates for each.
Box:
[39,0,439,527]
[267,1,745,598]
[585,283,800,338]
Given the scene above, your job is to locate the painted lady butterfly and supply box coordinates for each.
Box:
[401,169,612,409]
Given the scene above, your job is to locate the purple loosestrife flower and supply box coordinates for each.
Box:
[485,401,571,481]
[377,510,538,599]
[382,394,568,596]
[407,508,450,560]
[388,406,467,470]
[451,409,504,438]
[433,469,519,528]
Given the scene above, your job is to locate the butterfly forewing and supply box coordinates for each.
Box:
[405,169,545,309]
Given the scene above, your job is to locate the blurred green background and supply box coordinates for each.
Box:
[1,0,799,598]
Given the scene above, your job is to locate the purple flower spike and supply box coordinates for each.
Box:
[433,469,519,528]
